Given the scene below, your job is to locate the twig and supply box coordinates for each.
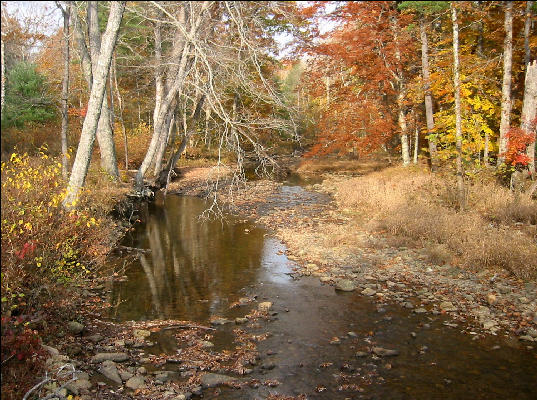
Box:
[162,324,215,331]
[117,245,151,253]
[23,375,51,400]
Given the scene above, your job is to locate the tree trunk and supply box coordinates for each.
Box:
[398,90,410,166]
[135,2,210,191]
[525,1,533,67]
[153,113,175,176]
[88,1,119,180]
[452,4,465,209]
[157,95,205,192]
[112,52,128,170]
[497,1,513,166]
[60,2,70,179]
[484,131,489,165]
[413,125,419,164]
[63,2,125,209]
[1,39,5,113]
[392,14,410,166]
[420,19,438,171]
[522,61,537,174]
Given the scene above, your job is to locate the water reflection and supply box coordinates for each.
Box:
[110,195,265,322]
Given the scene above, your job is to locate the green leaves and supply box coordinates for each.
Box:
[1,62,56,129]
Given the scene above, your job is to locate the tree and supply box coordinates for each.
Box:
[522,61,537,174]
[299,1,416,162]
[56,1,70,179]
[497,1,513,167]
[1,62,55,128]
[451,3,465,208]
[399,2,449,171]
[70,1,119,180]
[63,1,125,209]
[134,1,296,192]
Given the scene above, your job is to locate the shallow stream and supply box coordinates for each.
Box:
[108,179,537,399]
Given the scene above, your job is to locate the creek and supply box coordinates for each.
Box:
[107,178,537,399]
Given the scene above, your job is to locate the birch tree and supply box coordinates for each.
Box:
[63,1,125,208]
[522,61,537,174]
[55,1,70,179]
[497,1,513,167]
[70,2,119,180]
[134,1,296,193]
[451,3,465,208]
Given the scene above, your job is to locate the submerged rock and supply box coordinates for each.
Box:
[258,302,273,311]
[372,347,399,357]
[361,288,377,296]
[210,318,232,325]
[200,373,238,388]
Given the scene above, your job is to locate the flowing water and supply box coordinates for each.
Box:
[108,180,537,399]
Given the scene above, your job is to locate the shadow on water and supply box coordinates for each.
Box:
[109,190,537,399]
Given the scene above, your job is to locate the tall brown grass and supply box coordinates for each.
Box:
[334,166,537,279]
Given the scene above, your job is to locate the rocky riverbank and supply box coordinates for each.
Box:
[212,172,537,345]
[35,167,536,400]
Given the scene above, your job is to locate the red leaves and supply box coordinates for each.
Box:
[67,105,88,117]
[15,241,36,260]
[503,126,535,167]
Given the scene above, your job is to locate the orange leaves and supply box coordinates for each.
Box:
[504,126,535,167]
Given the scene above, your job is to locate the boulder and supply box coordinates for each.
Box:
[99,360,122,384]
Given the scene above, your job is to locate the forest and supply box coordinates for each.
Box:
[1,1,537,399]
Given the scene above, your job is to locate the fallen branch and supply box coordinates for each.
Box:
[117,245,151,253]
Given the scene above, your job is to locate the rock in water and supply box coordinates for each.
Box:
[200,373,238,388]
[372,347,399,357]
[335,279,356,292]
[361,288,376,296]
[258,302,273,311]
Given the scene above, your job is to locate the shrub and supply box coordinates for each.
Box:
[1,148,118,301]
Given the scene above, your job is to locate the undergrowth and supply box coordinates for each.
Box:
[1,147,125,399]
[335,166,537,279]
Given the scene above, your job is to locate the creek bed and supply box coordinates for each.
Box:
[107,182,537,399]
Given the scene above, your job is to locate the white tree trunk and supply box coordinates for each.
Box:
[60,2,70,179]
[524,1,533,67]
[1,39,5,113]
[452,4,465,208]
[497,1,513,166]
[420,19,438,171]
[63,2,125,208]
[522,61,537,174]
[413,125,419,164]
[88,1,119,180]
[112,52,128,170]
[135,2,210,191]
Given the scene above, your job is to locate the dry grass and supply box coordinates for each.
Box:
[297,156,388,175]
[333,166,537,279]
